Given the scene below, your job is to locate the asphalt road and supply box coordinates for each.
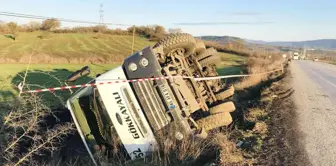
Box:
[296,61,336,104]
[291,61,336,166]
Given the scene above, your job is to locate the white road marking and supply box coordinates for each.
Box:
[309,69,336,88]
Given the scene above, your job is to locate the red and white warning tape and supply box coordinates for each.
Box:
[18,68,283,94]
[19,76,191,94]
[193,68,283,81]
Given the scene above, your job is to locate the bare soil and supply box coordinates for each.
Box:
[256,66,310,166]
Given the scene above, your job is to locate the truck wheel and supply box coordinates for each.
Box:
[199,54,221,66]
[196,112,232,131]
[215,85,235,100]
[209,101,235,114]
[195,39,206,54]
[195,127,208,139]
[196,47,217,61]
[154,33,196,57]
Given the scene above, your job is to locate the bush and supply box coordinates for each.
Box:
[0,95,74,165]
[52,28,73,33]
[104,28,130,35]
[92,25,107,33]
[6,22,19,40]
[235,51,283,89]
[204,40,250,57]
[0,23,7,34]
[24,21,41,32]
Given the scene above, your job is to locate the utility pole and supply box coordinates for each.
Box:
[99,3,104,25]
[131,25,135,54]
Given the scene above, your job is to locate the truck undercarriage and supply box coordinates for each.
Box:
[66,33,236,164]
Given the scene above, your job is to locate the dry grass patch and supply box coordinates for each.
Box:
[235,52,284,90]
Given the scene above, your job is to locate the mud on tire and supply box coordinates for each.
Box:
[209,101,236,114]
[195,39,206,54]
[215,85,235,100]
[196,112,233,131]
[154,33,197,57]
[196,47,217,61]
[199,54,221,66]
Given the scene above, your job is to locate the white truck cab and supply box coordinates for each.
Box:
[66,65,159,164]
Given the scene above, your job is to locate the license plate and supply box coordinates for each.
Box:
[159,85,175,109]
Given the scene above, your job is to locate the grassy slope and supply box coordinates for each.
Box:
[0,32,154,62]
[217,52,247,76]
[0,33,246,103]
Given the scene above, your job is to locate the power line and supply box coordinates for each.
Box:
[99,4,104,25]
[0,11,131,26]
[0,11,274,27]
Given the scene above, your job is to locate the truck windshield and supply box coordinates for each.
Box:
[92,88,130,159]
[92,88,117,144]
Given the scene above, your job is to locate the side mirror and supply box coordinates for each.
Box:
[66,66,90,83]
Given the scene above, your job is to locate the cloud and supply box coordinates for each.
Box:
[229,12,263,16]
[173,21,274,26]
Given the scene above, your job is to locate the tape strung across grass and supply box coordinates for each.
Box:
[17,68,283,94]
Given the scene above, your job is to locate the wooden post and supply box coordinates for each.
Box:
[281,63,284,74]
[131,25,135,54]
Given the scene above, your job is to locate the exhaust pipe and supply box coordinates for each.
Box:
[66,66,90,83]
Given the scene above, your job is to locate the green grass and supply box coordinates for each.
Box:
[0,34,247,105]
[0,64,118,105]
[217,52,247,76]
[0,52,247,104]
[0,32,155,62]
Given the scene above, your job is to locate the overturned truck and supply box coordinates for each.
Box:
[65,33,236,164]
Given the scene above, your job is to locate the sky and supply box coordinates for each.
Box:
[0,0,335,41]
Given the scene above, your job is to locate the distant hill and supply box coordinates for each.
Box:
[198,36,242,44]
[200,35,336,50]
[198,36,282,53]
[263,39,336,50]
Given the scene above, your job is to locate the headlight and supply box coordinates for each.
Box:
[175,131,184,140]
[140,58,149,67]
[128,63,137,71]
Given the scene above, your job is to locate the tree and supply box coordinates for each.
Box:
[41,18,61,31]
[0,22,6,34]
[26,21,41,32]
[235,39,246,51]
[92,25,107,33]
[154,25,166,34]
[7,22,18,40]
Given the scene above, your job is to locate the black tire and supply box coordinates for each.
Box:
[199,54,221,66]
[195,39,206,54]
[196,47,217,61]
[196,112,232,131]
[154,33,196,57]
